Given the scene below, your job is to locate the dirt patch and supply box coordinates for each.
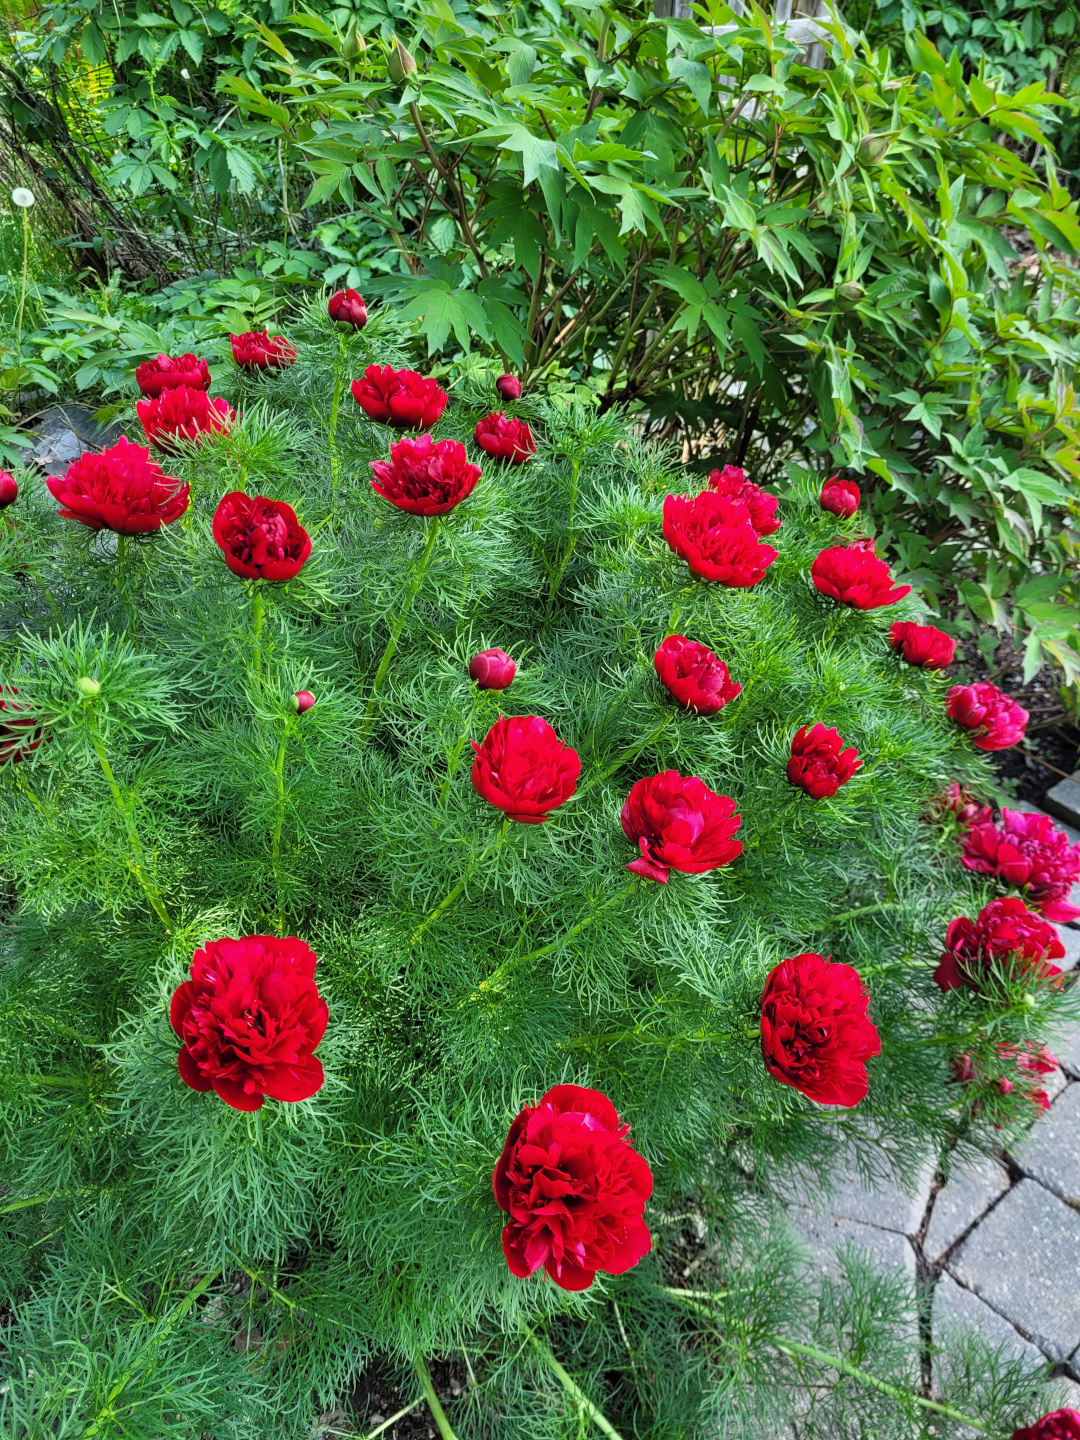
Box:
[334,1358,470,1440]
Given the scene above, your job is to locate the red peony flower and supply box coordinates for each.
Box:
[328,289,368,328]
[0,471,18,508]
[951,1045,1058,1118]
[620,770,742,884]
[760,951,881,1107]
[135,352,210,397]
[787,723,861,800]
[171,934,328,1111]
[927,781,992,829]
[663,491,779,587]
[351,365,448,430]
[961,808,1080,922]
[231,330,297,370]
[292,690,316,714]
[137,387,234,450]
[811,538,910,609]
[1012,1410,1080,1440]
[934,896,1065,992]
[653,635,740,716]
[946,682,1028,751]
[474,412,536,465]
[0,686,44,765]
[369,435,481,516]
[471,715,580,823]
[212,492,311,583]
[493,1084,652,1291]
[705,464,782,536]
[889,620,956,669]
[47,436,189,533]
[469,649,516,690]
[495,373,522,401]
[819,475,860,518]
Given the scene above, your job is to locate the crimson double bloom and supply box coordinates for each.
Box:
[471,715,580,823]
[135,352,210,397]
[212,492,311,583]
[474,411,535,464]
[171,934,328,1111]
[935,896,1065,992]
[328,289,368,328]
[947,681,1027,750]
[760,951,881,1107]
[811,539,910,609]
[705,464,781,535]
[663,491,779,587]
[620,770,742,884]
[0,686,45,765]
[1011,1409,1080,1440]
[137,387,234,450]
[351,365,448,430]
[231,330,297,370]
[653,635,740,715]
[961,807,1080,923]
[369,435,481,516]
[819,474,860,518]
[787,723,861,799]
[889,620,955,669]
[493,1084,653,1291]
[48,436,189,533]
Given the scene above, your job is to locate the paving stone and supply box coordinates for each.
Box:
[1045,775,1080,835]
[1052,1026,1080,1081]
[790,1160,933,1235]
[924,1153,1010,1262]
[950,1179,1080,1360]
[1014,1082,1080,1205]
[933,1271,1047,1370]
[1044,1065,1069,1105]
[25,404,123,477]
[1049,1377,1080,1410]
[789,1208,916,1282]
[1058,926,1080,972]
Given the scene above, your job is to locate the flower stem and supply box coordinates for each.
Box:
[270,719,290,935]
[526,1331,625,1440]
[412,1352,459,1440]
[360,518,440,741]
[412,818,511,943]
[15,208,30,362]
[328,332,347,506]
[805,899,900,933]
[251,584,264,681]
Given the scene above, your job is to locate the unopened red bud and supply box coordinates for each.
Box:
[469,649,516,691]
[328,289,368,328]
[292,690,316,713]
[0,471,17,508]
[495,373,522,401]
[819,475,860,519]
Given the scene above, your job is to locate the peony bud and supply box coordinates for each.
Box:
[292,690,316,714]
[469,648,516,690]
[857,132,893,166]
[388,35,417,83]
[0,471,18,508]
[819,475,860,519]
[495,373,522,401]
[1022,992,1036,1008]
[76,676,100,698]
[836,281,865,302]
[341,22,365,58]
[328,289,368,329]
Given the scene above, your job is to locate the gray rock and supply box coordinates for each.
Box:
[924,1153,1010,1263]
[1014,1082,1080,1205]
[950,1178,1080,1360]
[1055,1026,1080,1081]
[788,1208,916,1282]
[1045,776,1080,835]
[933,1270,1047,1370]
[1058,926,1080,972]
[789,1160,933,1235]
[25,404,124,476]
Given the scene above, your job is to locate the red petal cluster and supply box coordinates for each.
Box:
[705,464,781,535]
[1011,1410,1080,1440]
[135,352,210,397]
[819,475,860,518]
[351,365,448,430]
[212,492,312,583]
[493,1084,653,1291]
[760,952,881,1107]
[787,723,861,799]
[474,411,536,464]
[946,681,1028,750]
[469,648,516,690]
[495,373,522,400]
[137,387,234,450]
[0,470,16,508]
[471,715,580,823]
[231,330,297,370]
[620,770,742,884]
[328,289,368,327]
[811,538,910,609]
[369,435,481,516]
[47,436,189,533]
[889,620,956,669]
[662,491,779,587]
[0,686,44,765]
[927,781,991,829]
[961,808,1080,922]
[951,1044,1058,1118]
[171,934,328,1111]
[653,635,740,716]
[935,896,1065,992]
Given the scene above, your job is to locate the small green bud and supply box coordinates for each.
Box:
[76,676,100,698]
[1021,992,1036,1008]
[857,132,893,166]
[341,22,364,60]
[836,281,865,302]
[387,35,417,83]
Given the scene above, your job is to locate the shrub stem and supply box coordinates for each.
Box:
[412,1352,459,1440]
[526,1330,625,1440]
[413,818,511,943]
[252,584,265,681]
[270,717,291,934]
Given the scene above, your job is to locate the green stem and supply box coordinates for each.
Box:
[527,1331,625,1440]
[270,720,290,935]
[252,585,264,681]
[805,900,900,933]
[477,879,638,997]
[88,711,174,932]
[413,818,512,943]
[360,518,440,741]
[412,1353,459,1440]
[328,331,347,506]
[15,208,29,361]
[546,453,581,618]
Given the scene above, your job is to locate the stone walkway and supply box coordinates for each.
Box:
[789,800,1080,1404]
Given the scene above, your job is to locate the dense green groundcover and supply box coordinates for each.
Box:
[0,305,1074,1438]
